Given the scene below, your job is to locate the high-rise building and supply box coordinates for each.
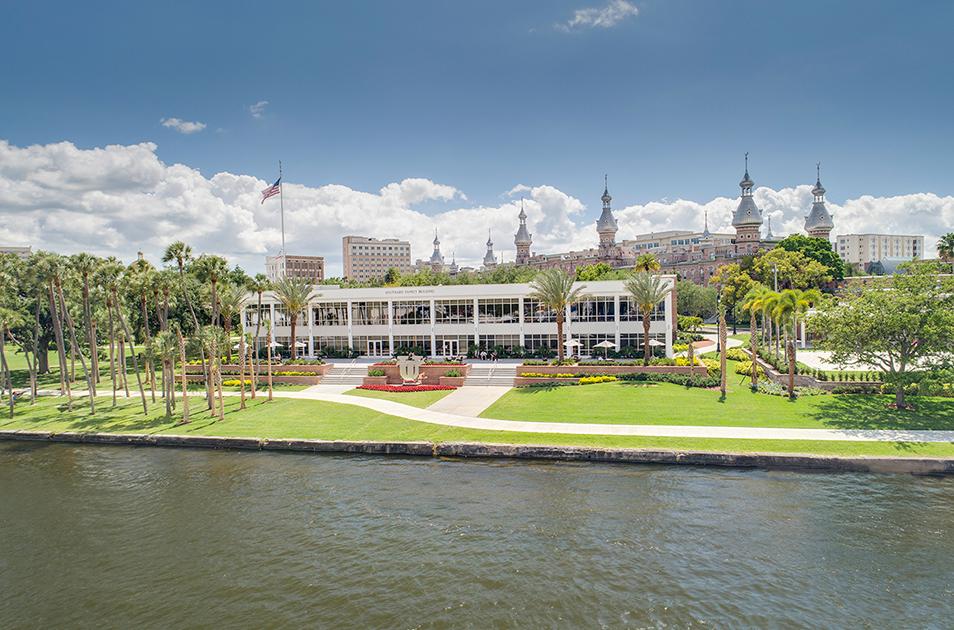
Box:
[0,246,33,260]
[343,236,412,281]
[265,254,324,282]
[836,234,924,265]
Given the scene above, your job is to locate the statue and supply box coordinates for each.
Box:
[396,353,425,386]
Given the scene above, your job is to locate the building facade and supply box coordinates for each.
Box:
[0,246,33,260]
[343,236,412,281]
[241,279,675,359]
[836,234,924,266]
[266,254,325,282]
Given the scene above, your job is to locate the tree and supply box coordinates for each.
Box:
[776,234,845,282]
[937,233,954,265]
[624,272,673,365]
[809,261,954,408]
[676,280,717,318]
[773,288,821,397]
[271,275,319,360]
[216,282,245,362]
[575,262,613,281]
[740,284,772,387]
[162,241,199,328]
[528,269,588,362]
[751,249,831,291]
[634,253,661,273]
[150,331,178,416]
[710,263,756,334]
[0,308,24,418]
[383,267,401,285]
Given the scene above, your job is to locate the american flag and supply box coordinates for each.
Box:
[261,176,281,203]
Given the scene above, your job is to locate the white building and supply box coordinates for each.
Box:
[241,279,675,359]
[0,246,33,260]
[836,234,924,265]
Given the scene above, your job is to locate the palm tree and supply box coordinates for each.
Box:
[176,327,190,425]
[128,263,157,401]
[34,253,73,409]
[162,241,199,329]
[761,290,781,360]
[624,272,673,365]
[246,273,271,397]
[634,253,661,273]
[718,298,727,395]
[740,284,772,387]
[71,253,101,392]
[192,254,229,327]
[264,319,274,402]
[0,308,24,418]
[528,269,588,362]
[102,262,148,414]
[150,330,178,416]
[271,275,319,360]
[774,288,821,397]
[153,269,177,332]
[938,233,954,266]
[216,282,245,363]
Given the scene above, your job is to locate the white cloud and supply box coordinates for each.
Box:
[160,118,206,134]
[248,101,268,118]
[0,139,950,277]
[556,0,639,33]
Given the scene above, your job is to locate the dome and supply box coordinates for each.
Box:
[732,196,763,228]
[804,201,834,232]
[596,206,618,233]
[601,186,612,203]
[739,170,754,189]
[812,178,826,197]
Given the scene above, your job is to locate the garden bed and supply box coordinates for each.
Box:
[517,364,707,377]
[370,363,472,385]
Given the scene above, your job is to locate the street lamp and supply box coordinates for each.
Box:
[771,262,779,292]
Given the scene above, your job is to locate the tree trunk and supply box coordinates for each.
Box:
[1,332,13,419]
[289,316,297,361]
[556,313,565,362]
[141,295,156,403]
[719,314,727,395]
[642,314,651,366]
[266,331,274,402]
[750,320,758,388]
[688,341,695,386]
[177,329,190,424]
[787,339,796,398]
[238,335,247,410]
[57,280,95,414]
[48,284,72,410]
[112,289,148,415]
[107,298,117,406]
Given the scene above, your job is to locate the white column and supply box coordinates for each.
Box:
[473,297,479,348]
[518,296,525,348]
[429,298,436,357]
[308,302,314,357]
[388,299,394,356]
[347,301,354,350]
[614,294,621,349]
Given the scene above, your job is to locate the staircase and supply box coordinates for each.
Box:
[319,361,367,386]
[463,363,517,387]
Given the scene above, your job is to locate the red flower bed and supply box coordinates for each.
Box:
[357,384,457,392]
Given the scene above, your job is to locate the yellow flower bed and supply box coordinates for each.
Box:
[579,375,617,385]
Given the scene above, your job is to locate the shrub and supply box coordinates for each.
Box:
[444,369,461,378]
[904,382,920,396]
[367,369,386,377]
[672,343,689,353]
[579,375,617,385]
[356,384,456,392]
[831,385,881,394]
[222,379,253,386]
[700,358,721,378]
[725,348,749,362]
[615,372,720,389]
[734,361,764,377]
[880,382,896,395]
[522,360,550,366]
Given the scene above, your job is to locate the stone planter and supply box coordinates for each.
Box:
[373,363,472,385]
[439,376,465,387]
[514,377,579,386]
[363,376,388,386]
[518,364,707,377]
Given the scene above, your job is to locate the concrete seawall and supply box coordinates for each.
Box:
[2,430,952,475]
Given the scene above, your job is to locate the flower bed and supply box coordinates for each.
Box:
[371,363,472,385]
[356,384,457,392]
[517,364,706,377]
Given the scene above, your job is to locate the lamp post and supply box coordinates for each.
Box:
[771,262,778,292]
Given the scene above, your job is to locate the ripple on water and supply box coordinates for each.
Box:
[1,444,953,629]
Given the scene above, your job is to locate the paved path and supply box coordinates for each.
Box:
[39,387,954,443]
[424,386,511,417]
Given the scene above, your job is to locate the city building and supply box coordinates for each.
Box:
[412,230,459,276]
[0,246,33,260]
[265,254,325,282]
[242,278,676,359]
[343,236,412,281]
[836,233,924,266]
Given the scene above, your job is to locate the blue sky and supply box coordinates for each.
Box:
[1,1,952,271]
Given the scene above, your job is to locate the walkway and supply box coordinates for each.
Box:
[282,387,954,443]
[40,382,954,443]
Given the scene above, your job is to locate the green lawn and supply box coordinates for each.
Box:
[479,381,954,431]
[2,394,953,458]
[345,388,455,408]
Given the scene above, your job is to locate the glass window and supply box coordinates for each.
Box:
[477,298,520,323]
[434,299,474,324]
[572,296,615,322]
[313,302,348,326]
[523,299,556,323]
[393,301,430,325]
[351,301,388,326]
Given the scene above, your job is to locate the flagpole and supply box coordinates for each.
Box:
[279,160,285,277]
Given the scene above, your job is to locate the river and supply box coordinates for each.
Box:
[1,443,951,629]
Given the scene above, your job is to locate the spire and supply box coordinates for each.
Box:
[483,229,497,268]
[701,209,711,239]
[732,152,762,229]
[766,216,774,239]
[429,228,444,265]
[514,197,532,246]
[805,162,834,239]
[596,177,618,235]
[601,174,611,203]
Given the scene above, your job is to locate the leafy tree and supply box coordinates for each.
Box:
[575,263,613,281]
[776,234,845,281]
[809,261,954,408]
[937,233,954,265]
[528,269,588,362]
[624,272,673,365]
[773,288,820,397]
[676,280,717,318]
[383,267,401,285]
[710,263,756,333]
[751,249,831,291]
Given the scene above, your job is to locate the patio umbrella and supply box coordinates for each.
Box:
[564,339,581,347]
[294,341,307,348]
[593,341,617,349]
[648,339,665,347]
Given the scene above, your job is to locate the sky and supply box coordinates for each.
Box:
[1,0,952,274]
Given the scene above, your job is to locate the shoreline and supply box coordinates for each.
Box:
[3,429,953,476]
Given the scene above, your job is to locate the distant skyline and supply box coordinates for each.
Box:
[1,1,952,272]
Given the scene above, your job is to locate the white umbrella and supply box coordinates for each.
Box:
[268,341,283,348]
[594,341,617,349]
[294,341,307,348]
[564,339,581,347]
[648,339,665,347]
